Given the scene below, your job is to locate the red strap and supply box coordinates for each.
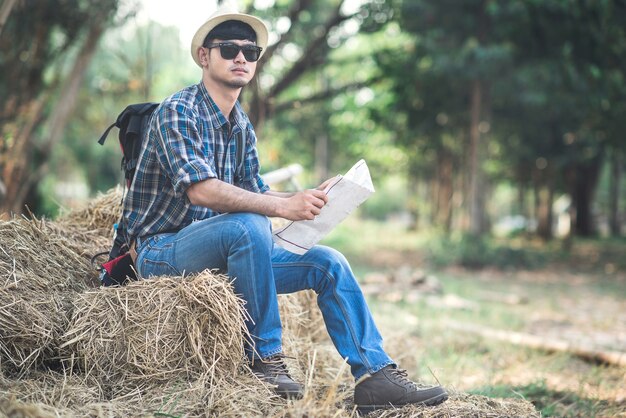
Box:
[102,253,127,274]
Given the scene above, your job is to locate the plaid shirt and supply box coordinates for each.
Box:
[123,82,269,242]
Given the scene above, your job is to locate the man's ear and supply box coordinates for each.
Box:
[198,47,209,67]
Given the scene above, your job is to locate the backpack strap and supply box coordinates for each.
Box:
[235,129,247,182]
[97,122,117,145]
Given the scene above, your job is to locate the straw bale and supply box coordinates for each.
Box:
[0,217,96,373]
[57,187,123,233]
[60,271,249,391]
[54,187,124,258]
[279,290,326,343]
[0,290,70,374]
[0,395,57,418]
[278,291,351,386]
[0,217,94,292]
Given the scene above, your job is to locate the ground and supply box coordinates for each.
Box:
[323,218,626,417]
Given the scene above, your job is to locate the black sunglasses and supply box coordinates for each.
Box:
[205,42,263,62]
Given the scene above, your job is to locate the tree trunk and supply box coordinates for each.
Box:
[609,151,622,236]
[536,181,554,240]
[406,170,421,231]
[572,153,604,236]
[468,79,486,235]
[0,0,17,35]
[445,321,626,367]
[0,98,46,216]
[436,147,453,232]
[315,133,329,185]
[4,23,105,215]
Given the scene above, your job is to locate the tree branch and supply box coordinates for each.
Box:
[257,0,314,73]
[268,1,352,99]
[0,0,17,36]
[18,23,106,208]
[272,75,384,114]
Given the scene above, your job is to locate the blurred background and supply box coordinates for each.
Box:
[1,1,626,415]
[2,0,625,245]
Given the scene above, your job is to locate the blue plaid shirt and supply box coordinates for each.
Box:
[123,82,269,242]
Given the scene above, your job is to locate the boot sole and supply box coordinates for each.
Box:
[356,392,449,414]
[279,390,304,400]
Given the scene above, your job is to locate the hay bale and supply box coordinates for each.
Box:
[279,291,349,385]
[0,217,94,373]
[56,187,123,233]
[60,271,249,391]
[279,290,326,343]
[54,187,123,257]
[0,291,69,374]
[0,218,94,292]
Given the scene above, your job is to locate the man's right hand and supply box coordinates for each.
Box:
[279,189,328,221]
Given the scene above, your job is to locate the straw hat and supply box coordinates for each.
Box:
[190,8,269,67]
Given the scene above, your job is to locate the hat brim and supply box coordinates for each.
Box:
[191,12,269,67]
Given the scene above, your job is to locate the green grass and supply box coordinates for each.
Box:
[322,217,626,418]
[471,381,619,417]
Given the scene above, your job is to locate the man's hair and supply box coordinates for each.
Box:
[203,20,257,46]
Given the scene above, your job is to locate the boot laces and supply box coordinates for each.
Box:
[389,367,419,390]
[254,354,292,378]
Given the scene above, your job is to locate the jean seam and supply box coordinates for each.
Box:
[355,360,395,381]
[273,260,373,373]
[257,345,283,359]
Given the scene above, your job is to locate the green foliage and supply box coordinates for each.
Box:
[360,175,408,221]
[55,20,199,196]
[9,0,626,240]
[426,233,548,270]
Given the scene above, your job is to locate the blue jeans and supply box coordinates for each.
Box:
[135,212,394,379]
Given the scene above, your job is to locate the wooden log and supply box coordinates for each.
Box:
[261,164,303,188]
[445,321,626,367]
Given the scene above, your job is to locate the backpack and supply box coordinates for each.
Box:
[94,101,248,286]
[94,102,159,286]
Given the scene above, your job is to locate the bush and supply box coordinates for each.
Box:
[426,234,548,270]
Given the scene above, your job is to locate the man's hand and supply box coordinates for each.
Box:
[280,189,328,221]
[316,175,340,192]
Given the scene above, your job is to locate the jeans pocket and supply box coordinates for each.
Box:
[138,234,180,277]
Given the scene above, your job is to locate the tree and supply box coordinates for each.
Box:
[0,0,122,216]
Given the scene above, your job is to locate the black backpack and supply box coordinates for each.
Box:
[94,101,248,286]
[94,102,159,286]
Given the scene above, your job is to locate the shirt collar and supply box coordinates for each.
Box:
[198,82,247,134]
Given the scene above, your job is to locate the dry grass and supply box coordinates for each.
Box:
[0,189,541,417]
[60,271,249,391]
[56,187,123,233]
[0,217,94,291]
[0,217,94,374]
[54,187,124,258]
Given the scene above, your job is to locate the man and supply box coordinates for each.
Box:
[123,8,448,413]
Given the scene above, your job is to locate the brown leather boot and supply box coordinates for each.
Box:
[354,365,448,413]
[250,354,304,399]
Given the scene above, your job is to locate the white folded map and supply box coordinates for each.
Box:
[273,159,375,255]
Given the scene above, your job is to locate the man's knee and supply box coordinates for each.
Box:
[310,245,350,269]
[307,245,358,293]
[230,213,273,245]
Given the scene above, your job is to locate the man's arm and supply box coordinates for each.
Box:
[187,178,328,221]
[264,190,295,198]
[263,176,339,199]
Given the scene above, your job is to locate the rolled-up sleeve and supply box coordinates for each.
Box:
[154,103,217,197]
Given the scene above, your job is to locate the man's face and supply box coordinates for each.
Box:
[204,39,258,89]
